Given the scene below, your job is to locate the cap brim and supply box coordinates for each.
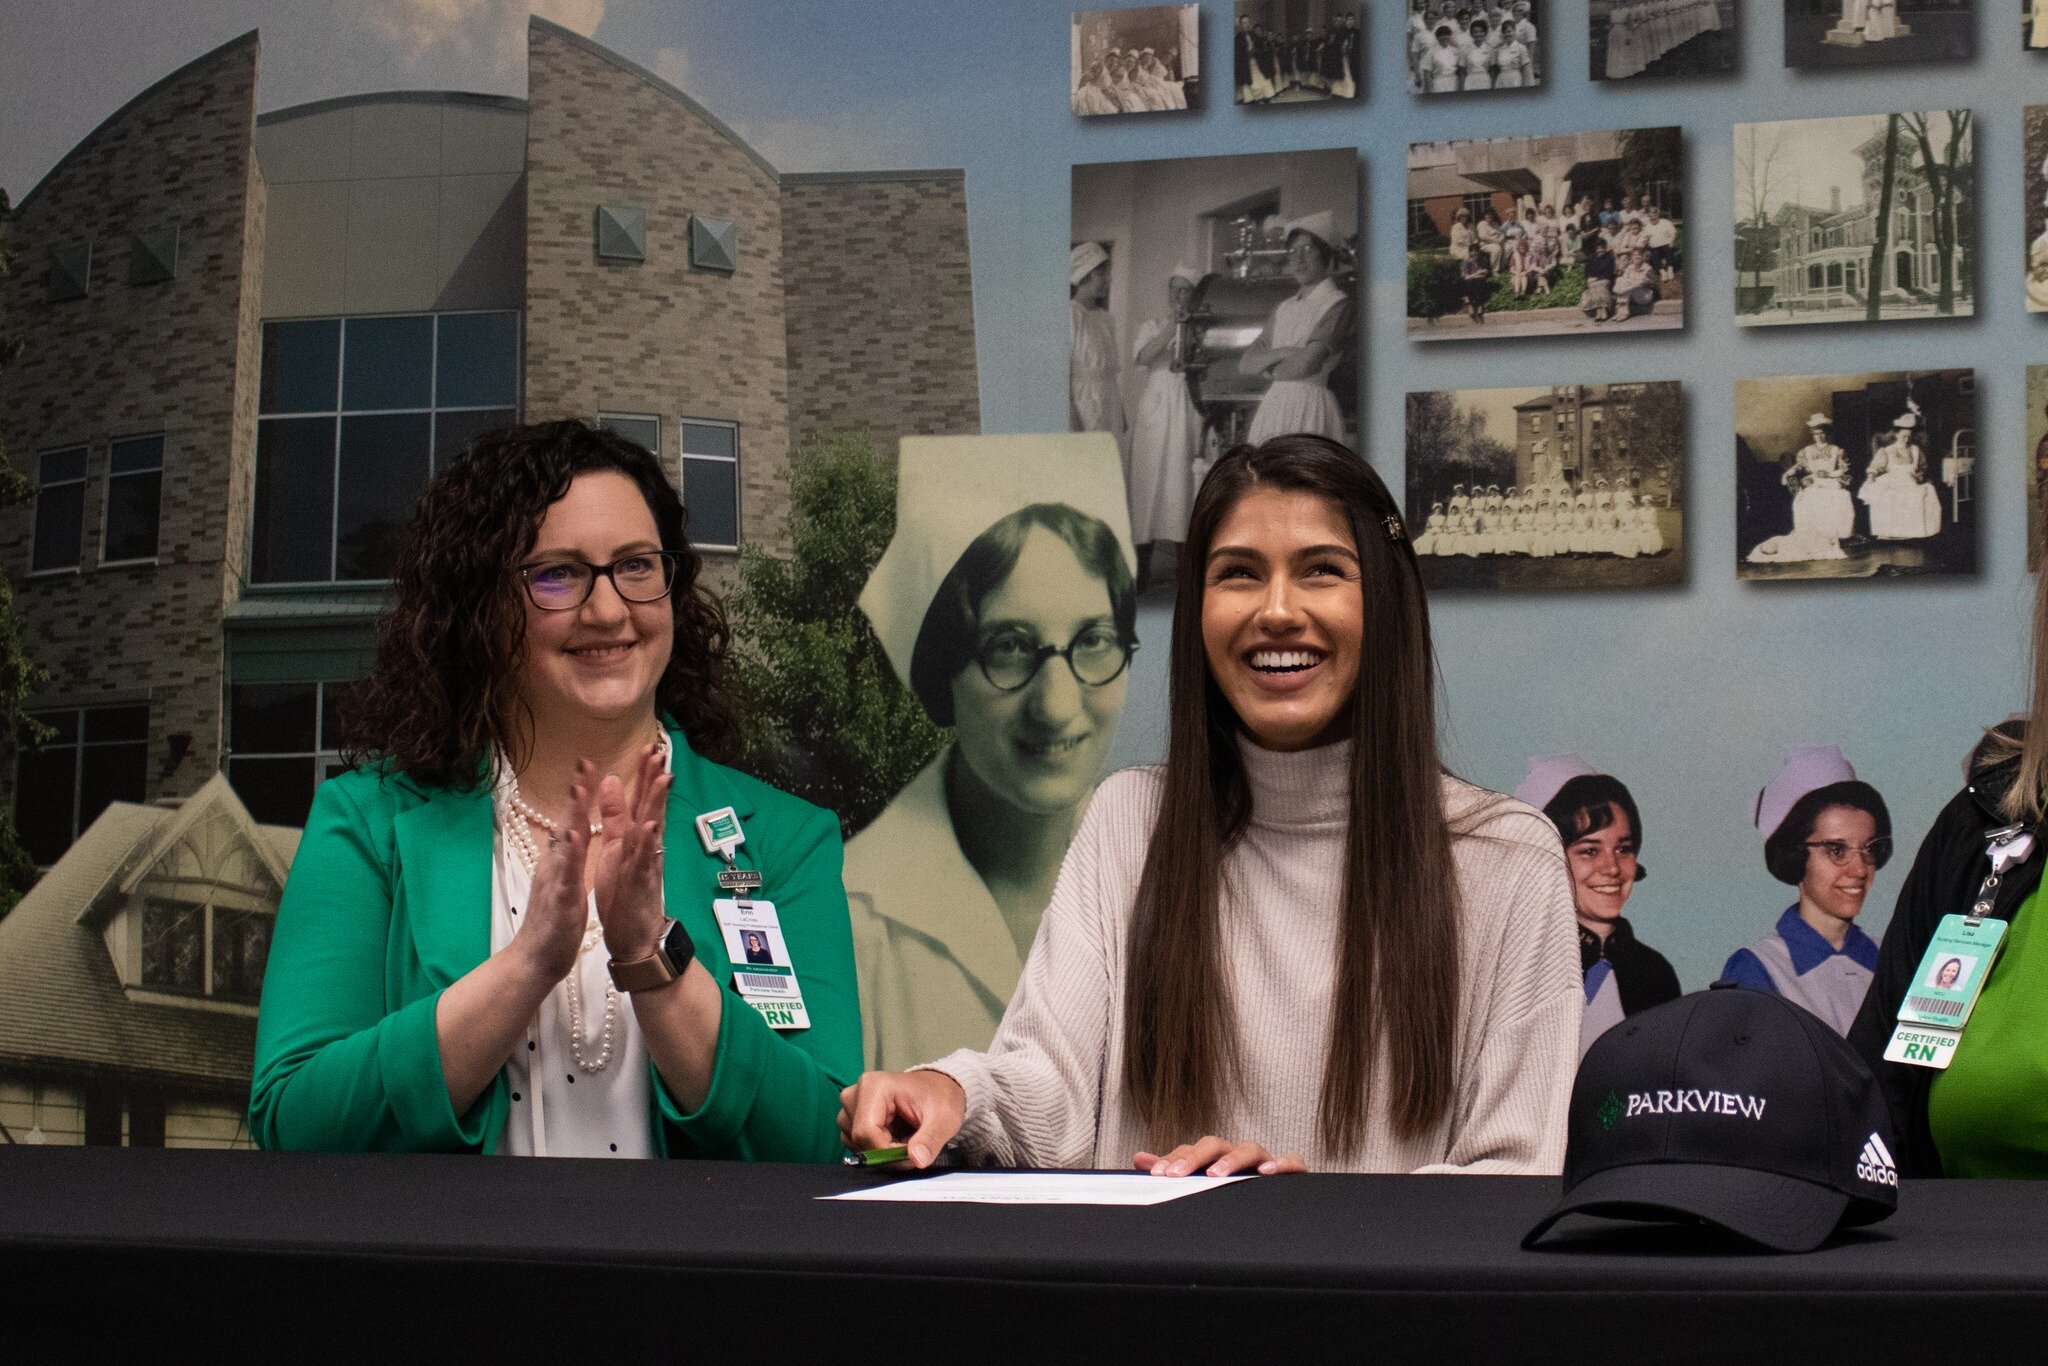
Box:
[1521,1162,1850,1254]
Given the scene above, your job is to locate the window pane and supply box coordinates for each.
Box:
[260,320,340,414]
[681,422,737,460]
[599,415,660,456]
[253,417,337,583]
[14,745,75,866]
[211,909,273,1004]
[39,448,86,483]
[141,900,204,993]
[433,407,514,470]
[109,436,163,475]
[83,705,149,744]
[25,709,77,745]
[77,739,147,833]
[32,480,84,572]
[335,412,431,581]
[436,312,519,409]
[102,470,162,562]
[228,756,319,827]
[341,315,433,411]
[319,682,352,750]
[231,683,318,754]
[682,456,739,549]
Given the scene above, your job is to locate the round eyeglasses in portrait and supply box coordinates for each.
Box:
[518,552,679,611]
[973,623,1135,693]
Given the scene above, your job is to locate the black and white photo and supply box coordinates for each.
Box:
[1593,0,1736,78]
[1734,112,1974,327]
[1406,383,1686,591]
[1405,0,1544,92]
[1737,370,1977,581]
[1235,2,1364,104]
[1408,128,1685,340]
[1783,0,1974,68]
[2026,105,2048,312]
[1072,5,1202,115]
[2027,365,2048,570]
[1073,148,1360,585]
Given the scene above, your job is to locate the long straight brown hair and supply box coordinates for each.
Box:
[1985,562,2048,823]
[1121,435,1463,1155]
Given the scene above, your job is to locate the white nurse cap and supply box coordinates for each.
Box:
[1515,754,1602,812]
[1754,745,1857,840]
[1069,241,1110,288]
[1284,210,1338,252]
[859,434,1136,692]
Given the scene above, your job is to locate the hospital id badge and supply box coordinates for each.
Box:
[1884,913,2007,1070]
[712,898,809,1031]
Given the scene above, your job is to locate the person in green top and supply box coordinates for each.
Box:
[250,420,862,1159]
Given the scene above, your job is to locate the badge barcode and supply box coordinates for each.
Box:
[1908,994,1963,1017]
[738,972,791,994]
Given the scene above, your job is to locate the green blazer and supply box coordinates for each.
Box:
[249,727,862,1159]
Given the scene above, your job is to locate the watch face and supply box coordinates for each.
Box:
[661,918,694,972]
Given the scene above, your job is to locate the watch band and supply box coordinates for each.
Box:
[609,919,694,993]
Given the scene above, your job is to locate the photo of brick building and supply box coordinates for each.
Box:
[0,18,979,1145]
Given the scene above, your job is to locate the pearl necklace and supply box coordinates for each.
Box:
[494,731,672,1077]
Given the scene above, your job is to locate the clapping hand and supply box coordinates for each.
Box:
[509,778,596,985]
[591,744,673,963]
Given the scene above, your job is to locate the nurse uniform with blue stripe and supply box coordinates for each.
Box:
[1721,907,1879,1038]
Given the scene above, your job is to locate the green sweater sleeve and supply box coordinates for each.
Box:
[656,802,863,1161]
[250,778,503,1153]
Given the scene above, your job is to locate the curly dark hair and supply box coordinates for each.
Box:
[340,419,739,789]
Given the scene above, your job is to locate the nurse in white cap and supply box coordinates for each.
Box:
[1126,262,1204,576]
[1517,755,1680,1056]
[1069,241,1129,476]
[1242,212,1354,446]
[1722,746,1893,1036]
[1860,404,1942,541]
[844,434,1139,1073]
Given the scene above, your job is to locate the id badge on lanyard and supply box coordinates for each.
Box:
[695,806,810,1032]
[1885,826,2034,1070]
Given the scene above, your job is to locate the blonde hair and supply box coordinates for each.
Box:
[1984,567,2048,823]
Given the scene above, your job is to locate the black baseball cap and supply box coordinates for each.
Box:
[1523,982,1900,1253]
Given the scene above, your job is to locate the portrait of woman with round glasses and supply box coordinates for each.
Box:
[844,434,1138,1071]
[251,419,862,1159]
[1722,745,1892,1036]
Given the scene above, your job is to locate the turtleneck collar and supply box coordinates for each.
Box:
[1238,734,1353,830]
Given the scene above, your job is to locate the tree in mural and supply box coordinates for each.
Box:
[1610,382,1686,506]
[1867,114,1901,323]
[1619,126,1684,217]
[1902,110,1973,316]
[0,190,51,911]
[726,430,944,840]
[1735,122,1788,306]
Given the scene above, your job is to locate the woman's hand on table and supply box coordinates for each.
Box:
[838,1070,967,1169]
[1134,1136,1307,1177]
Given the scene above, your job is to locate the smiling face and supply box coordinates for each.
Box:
[514,469,674,737]
[1285,233,1332,290]
[949,525,1127,817]
[1565,804,1638,930]
[1201,487,1365,752]
[1800,804,1878,923]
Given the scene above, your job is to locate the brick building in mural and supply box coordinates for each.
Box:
[0,19,979,1147]
[1511,385,1677,506]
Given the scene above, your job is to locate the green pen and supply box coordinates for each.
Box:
[843,1144,911,1167]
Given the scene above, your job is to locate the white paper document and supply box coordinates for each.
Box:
[822,1172,1248,1206]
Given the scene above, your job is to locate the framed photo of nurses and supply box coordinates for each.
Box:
[1736,369,1977,581]
[2028,366,2048,571]
[1406,127,1684,341]
[1734,111,1975,326]
[1406,0,1544,92]
[1591,0,1737,80]
[2027,105,2048,313]
[1404,382,1686,591]
[1234,1,1364,105]
[1782,0,1974,67]
[1072,5,1202,115]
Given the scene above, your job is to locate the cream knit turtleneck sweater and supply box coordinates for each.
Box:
[925,739,1582,1174]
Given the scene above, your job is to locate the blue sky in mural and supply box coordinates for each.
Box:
[3,0,2041,985]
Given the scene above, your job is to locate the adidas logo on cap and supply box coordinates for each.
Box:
[1858,1132,1898,1188]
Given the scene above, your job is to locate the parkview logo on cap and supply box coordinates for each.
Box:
[1522,981,1900,1254]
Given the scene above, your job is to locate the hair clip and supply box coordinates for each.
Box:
[1383,514,1406,542]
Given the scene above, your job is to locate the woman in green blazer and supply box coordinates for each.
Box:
[251,421,861,1159]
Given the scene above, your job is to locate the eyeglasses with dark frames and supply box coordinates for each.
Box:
[975,623,1135,693]
[1803,838,1892,869]
[517,552,677,611]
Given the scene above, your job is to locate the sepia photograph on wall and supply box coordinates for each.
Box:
[1072,146,1360,586]
[2028,0,2048,47]
[1405,0,1544,92]
[1406,382,1686,591]
[1072,5,1203,115]
[2026,105,2048,312]
[1736,369,1977,580]
[1734,111,1975,327]
[2028,365,2048,570]
[1592,0,1737,78]
[1235,1,1364,104]
[1782,0,1975,67]
[1407,127,1684,341]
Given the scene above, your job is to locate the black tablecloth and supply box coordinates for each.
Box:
[4,1146,2045,1362]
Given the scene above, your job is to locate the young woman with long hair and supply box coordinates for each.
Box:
[839,435,1580,1175]
[251,420,861,1158]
